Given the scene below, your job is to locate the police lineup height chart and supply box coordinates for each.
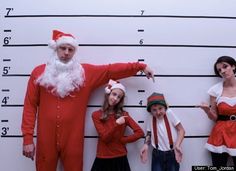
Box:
[1,0,236,170]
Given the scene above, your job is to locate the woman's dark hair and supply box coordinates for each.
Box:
[214,56,236,77]
[100,93,125,121]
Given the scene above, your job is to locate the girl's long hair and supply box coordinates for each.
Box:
[100,93,125,121]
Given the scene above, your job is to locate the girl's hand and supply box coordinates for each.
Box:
[140,144,149,163]
[116,116,128,125]
[174,146,183,163]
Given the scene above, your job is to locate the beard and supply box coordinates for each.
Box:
[36,53,85,98]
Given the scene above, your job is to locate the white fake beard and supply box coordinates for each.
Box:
[36,53,85,98]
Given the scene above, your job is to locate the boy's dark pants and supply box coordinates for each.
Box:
[151,148,179,171]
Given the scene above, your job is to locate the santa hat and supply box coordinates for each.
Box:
[48,30,78,50]
[105,79,126,94]
[147,92,167,112]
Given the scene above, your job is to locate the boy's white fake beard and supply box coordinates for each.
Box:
[36,53,85,98]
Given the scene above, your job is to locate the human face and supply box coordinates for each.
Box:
[56,44,76,63]
[150,104,166,119]
[108,88,124,107]
[216,62,235,79]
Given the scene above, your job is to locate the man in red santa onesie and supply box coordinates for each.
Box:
[21,29,154,171]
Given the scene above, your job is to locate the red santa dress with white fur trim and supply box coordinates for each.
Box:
[205,82,236,156]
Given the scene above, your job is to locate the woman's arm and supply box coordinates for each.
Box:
[200,96,218,121]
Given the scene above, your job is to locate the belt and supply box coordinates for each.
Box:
[217,115,236,121]
[153,148,174,154]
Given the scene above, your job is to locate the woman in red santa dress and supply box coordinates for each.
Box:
[200,56,236,166]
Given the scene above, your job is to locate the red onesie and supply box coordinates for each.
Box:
[22,62,146,171]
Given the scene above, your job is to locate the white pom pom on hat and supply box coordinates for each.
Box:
[48,30,78,50]
[105,79,126,94]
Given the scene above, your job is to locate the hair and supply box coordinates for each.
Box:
[100,92,125,121]
[214,56,236,77]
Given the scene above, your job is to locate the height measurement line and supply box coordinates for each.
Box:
[1,89,10,92]
[4,14,236,20]
[1,134,209,138]
[1,104,200,108]
[2,74,217,77]
[3,44,236,49]
[4,30,12,32]
[138,59,145,62]
[3,59,11,62]
[138,29,144,32]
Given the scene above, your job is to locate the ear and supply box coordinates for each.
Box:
[233,65,236,72]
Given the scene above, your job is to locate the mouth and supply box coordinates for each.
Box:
[60,58,70,63]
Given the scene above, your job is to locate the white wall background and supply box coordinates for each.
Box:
[1,0,236,170]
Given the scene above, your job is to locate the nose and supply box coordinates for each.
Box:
[220,69,226,75]
[64,49,69,55]
[113,96,118,101]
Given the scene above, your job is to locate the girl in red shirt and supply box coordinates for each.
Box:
[91,79,144,171]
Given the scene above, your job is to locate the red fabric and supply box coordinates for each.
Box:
[148,95,164,102]
[163,115,173,147]
[207,102,236,148]
[92,110,144,158]
[21,62,146,171]
[153,115,173,148]
[152,117,158,146]
[52,30,75,40]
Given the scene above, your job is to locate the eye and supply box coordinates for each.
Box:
[111,92,116,96]
[59,46,66,50]
[151,109,157,113]
[222,64,229,69]
[68,48,74,52]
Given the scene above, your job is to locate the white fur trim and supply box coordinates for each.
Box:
[56,36,78,49]
[205,143,236,156]
[111,83,126,93]
[104,79,126,94]
[105,87,111,94]
[48,40,57,49]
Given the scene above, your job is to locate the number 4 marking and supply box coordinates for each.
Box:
[2,97,9,105]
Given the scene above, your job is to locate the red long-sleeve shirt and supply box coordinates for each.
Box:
[92,110,144,158]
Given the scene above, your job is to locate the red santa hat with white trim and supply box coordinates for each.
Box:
[48,30,78,50]
[105,79,126,94]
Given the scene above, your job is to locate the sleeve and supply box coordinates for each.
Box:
[120,112,144,144]
[84,62,146,90]
[166,109,181,127]
[92,111,121,143]
[21,68,40,145]
[207,82,223,98]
